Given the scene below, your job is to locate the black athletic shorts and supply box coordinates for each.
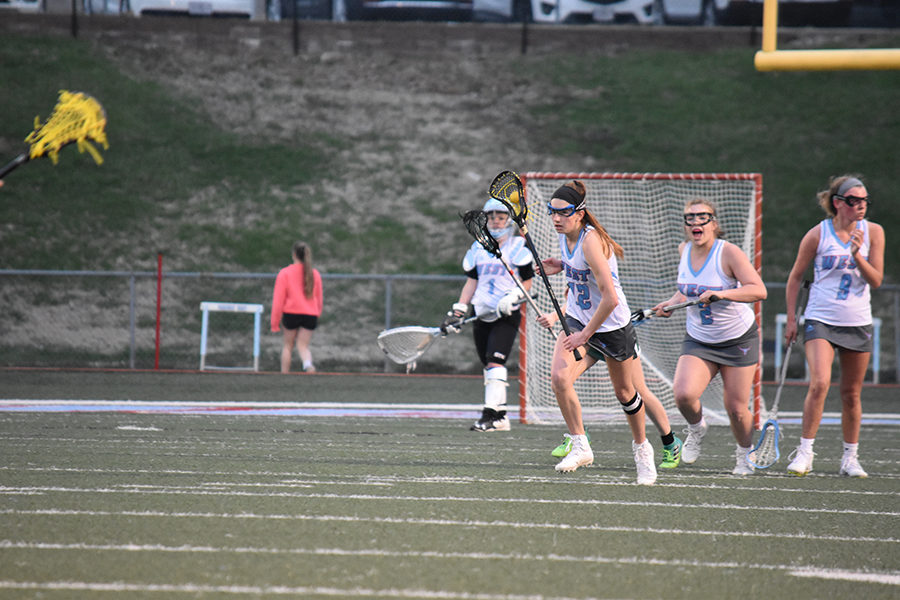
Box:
[282,313,318,331]
[565,316,637,363]
[473,312,521,366]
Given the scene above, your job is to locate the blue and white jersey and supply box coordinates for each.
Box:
[677,239,755,344]
[805,219,872,326]
[463,236,533,322]
[560,226,631,333]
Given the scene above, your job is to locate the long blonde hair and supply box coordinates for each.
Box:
[293,241,315,297]
[558,180,624,259]
[817,174,865,217]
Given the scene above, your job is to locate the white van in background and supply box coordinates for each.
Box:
[475,0,661,24]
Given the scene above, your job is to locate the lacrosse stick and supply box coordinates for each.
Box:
[630,296,721,325]
[0,90,109,179]
[460,209,541,318]
[749,280,810,469]
[377,316,477,373]
[489,170,582,361]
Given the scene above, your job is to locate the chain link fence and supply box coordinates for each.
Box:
[1,269,898,382]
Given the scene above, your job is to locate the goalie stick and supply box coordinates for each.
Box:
[377,316,477,373]
[749,280,810,469]
[0,90,109,179]
[489,170,582,361]
[460,209,542,319]
[630,296,721,325]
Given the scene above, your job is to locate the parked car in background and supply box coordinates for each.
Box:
[0,0,41,12]
[344,0,473,20]
[658,0,852,26]
[475,0,660,23]
[270,0,336,19]
[130,0,255,17]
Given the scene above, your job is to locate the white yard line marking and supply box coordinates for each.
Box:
[790,568,900,585]
[0,465,896,495]
[1,486,896,516]
[0,580,602,599]
[0,547,896,590]
[1,509,895,544]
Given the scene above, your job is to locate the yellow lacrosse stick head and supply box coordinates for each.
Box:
[25,90,109,166]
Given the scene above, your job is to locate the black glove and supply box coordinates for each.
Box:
[440,302,469,335]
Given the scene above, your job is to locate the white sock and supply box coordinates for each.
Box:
[842,442,859,457]
[738,444,752,454]
[483,366,508,411]
[572,434,588,447]
[302,360,314,371]
[799,437,815,452]
[689,417,707,432]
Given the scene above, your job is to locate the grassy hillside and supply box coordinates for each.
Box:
[1,29,897,281]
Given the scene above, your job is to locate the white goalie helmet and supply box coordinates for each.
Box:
[482,198,513,239]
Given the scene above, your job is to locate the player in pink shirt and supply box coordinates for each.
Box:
[271,241,323,373]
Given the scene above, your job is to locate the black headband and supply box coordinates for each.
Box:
[552,185,586,210]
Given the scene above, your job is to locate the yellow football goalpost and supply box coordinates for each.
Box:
[754,0,900,71]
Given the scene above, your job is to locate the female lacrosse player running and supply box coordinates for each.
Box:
[442,198,533,432]
[536,180,657,484]
[271,241,323,373]
[652,198,767,476]
[783,175,884,478]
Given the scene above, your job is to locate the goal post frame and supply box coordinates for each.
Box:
[516,172,763,427]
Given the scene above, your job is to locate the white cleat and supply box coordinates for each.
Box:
[732,446,755,476]
[786,446,815,476]
[555,436,593,472]
[682,419,708,464]
[839,455,868,478]
[633,440,657,485]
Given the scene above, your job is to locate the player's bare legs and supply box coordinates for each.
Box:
[294,327,315,372]
[721,364,756,448]
[800,338,835,440]
[837,350,869,445]
[281,328,299,373]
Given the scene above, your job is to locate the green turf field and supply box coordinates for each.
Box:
[0,370,897,599]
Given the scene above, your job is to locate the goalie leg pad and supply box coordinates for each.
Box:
[484,366,508,410]
[621,392,643,415]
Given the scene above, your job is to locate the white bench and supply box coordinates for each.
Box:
[774,313,881,384]
[199,301,264,371]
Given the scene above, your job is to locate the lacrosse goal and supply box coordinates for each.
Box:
[518,172,763,426]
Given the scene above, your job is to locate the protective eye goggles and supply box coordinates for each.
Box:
[683,212,715,226]
[834,194,871,207]
[547,202,581,217]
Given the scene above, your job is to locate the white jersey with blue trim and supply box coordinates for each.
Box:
[463,235,533,322]
[805,219,872,326]
[559,226,631,333]
[677,238,755,344]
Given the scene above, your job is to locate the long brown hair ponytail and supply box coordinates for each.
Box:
[555,180,624,259]
[293,241,314,297]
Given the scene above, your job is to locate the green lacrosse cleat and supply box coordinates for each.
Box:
[659,436,682,469]
[551,431,591,457]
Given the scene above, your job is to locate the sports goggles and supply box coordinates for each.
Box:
[683,212,715,226]
[834,194,871,207]
[547,202,581,217]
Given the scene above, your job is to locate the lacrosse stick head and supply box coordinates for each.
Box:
[461,209,502,258]
[376,326,440,370]
[489,170,528,228]
[749,419,780,469]
[25,90,109,166]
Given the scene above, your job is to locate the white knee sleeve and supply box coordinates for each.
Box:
[484,366,508,410]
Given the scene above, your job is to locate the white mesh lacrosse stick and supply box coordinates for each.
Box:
[750,280,809,469]
[377,317,477,373]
